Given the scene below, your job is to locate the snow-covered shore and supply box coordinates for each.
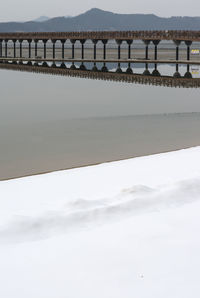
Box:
[0,146,200,297]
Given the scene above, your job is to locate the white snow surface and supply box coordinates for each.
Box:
[0,146,200,298]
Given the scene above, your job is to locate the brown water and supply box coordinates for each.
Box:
[1,64,200,180]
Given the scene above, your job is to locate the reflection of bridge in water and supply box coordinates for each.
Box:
[0,60,200,88]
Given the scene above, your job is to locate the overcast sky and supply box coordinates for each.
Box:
[1,0,200,22]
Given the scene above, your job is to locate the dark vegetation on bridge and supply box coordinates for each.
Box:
[2,8,200,32]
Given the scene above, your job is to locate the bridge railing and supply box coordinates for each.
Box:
[0,30,200,41]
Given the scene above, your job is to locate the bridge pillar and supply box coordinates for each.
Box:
[42,62,48,68]
[19,39,23,58]
[34,40,38,57]
[70,62,76,70]
[152,64,161,76]
[116,62,122,73]
[173,40,182,61]
[43,39,48,59]
[52,39,57,59]
[27,61,32,66]
[27,39,32,58]
[60,39,66,59]
[60,62,66,69]
[126,62,133,74]
[5,39,8,58]
[80,63,86,71]
[143,64,151,76]
[102,39,108,60]
[173,63,181,78]
[0,39,2,57]
[12,39,16,58]
[101,62,108,72]
[92,39,98,60]
[51,62,57,68]
[126,40,133,59]
[152,40,160,60]
[80,39,86,59]
[92,62,98,72]
[143,40,151,60]
[116,40,122,60]
[185,40,192,60]
[70,39,76,59]
[184,64,192,78]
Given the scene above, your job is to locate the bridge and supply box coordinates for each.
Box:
[1,60,200,89]
[0,30,199,62]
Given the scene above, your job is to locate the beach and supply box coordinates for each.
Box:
[0,146,200,297]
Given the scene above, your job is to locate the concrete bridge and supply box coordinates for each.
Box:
[0,30,199,62]
[1,60,200,89]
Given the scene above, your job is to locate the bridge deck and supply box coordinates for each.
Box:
[0,30,200,41]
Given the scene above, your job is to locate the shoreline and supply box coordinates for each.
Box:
[1,144,200,182]
[1,139,200,297]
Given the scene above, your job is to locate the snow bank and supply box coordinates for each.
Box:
[0,147,200,297]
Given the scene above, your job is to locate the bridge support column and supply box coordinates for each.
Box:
[102,39,108,60]
[185,40,192,61]
[184,65,192,78]
[92,39,98,60]
[5,40,8,58]
[0,40,2,57]
[152,64,161,76]
[176,47,179,60]
[143,40,151,60]
[70,39,76,59]
[143,64,150,76]
[80,39,86,60]
[92,62,98,72]
[28,39,32,58]
[174,63,181,78]
[173,40,182,61]
[126,62,133,74]
[34,40,38,57]
[116,40,122,60]
[116,62,122,73]
[80,63,86,71]
[61,39,66,59]
[52,39,57,59]
[13,39,16,58]
[101,62,108,72]
[19,40,23,58]
[126,40,133,59]
[153,40,160,60]
[70,62,76,70]
[43,39,48,59]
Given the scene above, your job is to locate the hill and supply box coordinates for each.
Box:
[0,8,200,32]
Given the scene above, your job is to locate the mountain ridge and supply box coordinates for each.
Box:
[0,8,200,32]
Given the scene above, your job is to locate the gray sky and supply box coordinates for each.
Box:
[1,0,200,22]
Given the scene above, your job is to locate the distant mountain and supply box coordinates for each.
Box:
[33,16,50,22]
[33,15,71,22]
[0,8,200,32]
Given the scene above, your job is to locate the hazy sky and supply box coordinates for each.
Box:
[1,0,200,22]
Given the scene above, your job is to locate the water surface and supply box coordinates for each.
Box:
[1,64,200,179]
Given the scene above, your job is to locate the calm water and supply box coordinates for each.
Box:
[1,64,200,179]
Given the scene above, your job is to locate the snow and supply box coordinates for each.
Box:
[0,146,200,297]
